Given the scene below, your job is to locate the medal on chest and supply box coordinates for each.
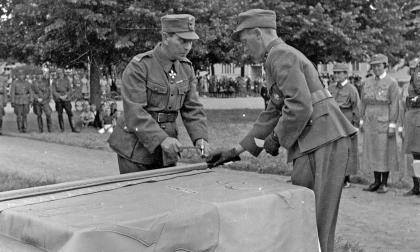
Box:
[169,69,177,80]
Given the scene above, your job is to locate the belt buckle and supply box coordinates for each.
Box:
[157,113,165,123]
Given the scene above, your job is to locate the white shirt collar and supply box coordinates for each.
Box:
[340,79,348,86]
[377,72,387,79]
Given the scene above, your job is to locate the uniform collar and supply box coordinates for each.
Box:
[337,79,348,88]
[375,72,387,80]
[265,38,285,57]
[154,43,178,74]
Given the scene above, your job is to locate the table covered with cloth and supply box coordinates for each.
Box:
[0,168,319,252]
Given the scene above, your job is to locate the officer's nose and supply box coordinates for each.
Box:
[184,41,192,51]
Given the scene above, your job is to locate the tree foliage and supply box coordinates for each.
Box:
[0,0,418,98]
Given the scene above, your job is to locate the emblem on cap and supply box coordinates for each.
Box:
[188,16,194,31]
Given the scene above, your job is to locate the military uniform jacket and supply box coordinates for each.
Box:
[328,80,361,126]
[10,79,32,105]
[32,79,51,105]
[108,43,208,164]
[400,82,420,153]
[240,39,356,162]
[0,76,7,106]
[52,78,71,101]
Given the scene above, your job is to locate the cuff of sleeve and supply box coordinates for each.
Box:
[137,131,168,153]
[239,135,263,157]
[388,123,396,128]
[398,126,403,132]
[359,120,364,126]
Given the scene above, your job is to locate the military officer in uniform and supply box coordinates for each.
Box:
[401,58,420,196]
[10,68,32,133]
[52,69,78,133]
[0,71,7,135]
[206,9,357,252]
[361,54,399,194]
[32,72,53,133]
[329,63,361,188]
[108,14,209,174]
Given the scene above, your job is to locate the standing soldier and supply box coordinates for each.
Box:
[52,69,78,133]
[361,54,399,193]
[206,9,357,252]
[32,71,53,133]
[329,63,361,188]
[0,71,7,135]
[108,14,209,174]
[10,68,32,133]
[401,58,420,196]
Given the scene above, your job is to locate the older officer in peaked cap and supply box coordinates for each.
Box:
[206,9,357,252]
[108,14,209,174]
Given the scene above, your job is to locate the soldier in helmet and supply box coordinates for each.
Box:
[329,63,361,188]
[52,69,79,133]
[108,14,209,173]
[361,54,399,193]
[32,71,53,133]
[400,58,420,196]
[10,68,32,133]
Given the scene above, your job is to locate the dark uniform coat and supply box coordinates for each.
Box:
[361,74,399,172]
[108,43,208,166]
[238,38,357,252]
[32,78,52,115]
[401,82,420,154]
[329,80,361,175]
[0,76,7,116]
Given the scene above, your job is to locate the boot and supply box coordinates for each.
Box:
[403,177,420,196]
[46,115,52,133]
[21,116,27,133]
[16,116,22,133]
[363,171,381,192]
[37,116,43,133]
[68,115,79,133]
[377,172,389,193]
[58,114,64,132]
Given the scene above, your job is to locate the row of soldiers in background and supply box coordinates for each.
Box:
[326,54,420,196]
[197,74,264,98]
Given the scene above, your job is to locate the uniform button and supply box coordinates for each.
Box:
[171,93,174,96]
[135,128,138,131]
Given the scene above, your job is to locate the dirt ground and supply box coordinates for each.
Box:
[0,135,419,252]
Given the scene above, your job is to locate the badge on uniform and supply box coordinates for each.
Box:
[169,69,177,80]
[273,93,280,100]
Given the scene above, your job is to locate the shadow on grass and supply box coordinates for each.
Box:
[0,171,57,192]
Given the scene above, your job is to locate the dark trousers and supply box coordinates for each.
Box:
[292,137,350,252]
[117,155,176,174]
[14,104,30,131]
[55,100,72,116]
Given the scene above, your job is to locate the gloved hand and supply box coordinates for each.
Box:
[195,138,210,158]
[387,126,396,137]
[160,137,182,156]
[264,132,280,156]
[206,148,240,168]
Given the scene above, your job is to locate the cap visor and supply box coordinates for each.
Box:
[177,32,199,40]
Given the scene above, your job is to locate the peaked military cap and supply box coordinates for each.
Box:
[333,63,350,73]
[161,14,199,40]
[232,9,277,42]
[370,54,388,65]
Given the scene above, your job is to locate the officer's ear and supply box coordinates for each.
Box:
[162,32,171,46]
[250,28,263,40]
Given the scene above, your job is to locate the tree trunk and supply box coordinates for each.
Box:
[90,56,101,107]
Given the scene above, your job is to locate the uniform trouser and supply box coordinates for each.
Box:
[292,137,350,252]
[55,100,74,130]
[117,155,176,174]
[14,104,30,130]
[34,103,52,131]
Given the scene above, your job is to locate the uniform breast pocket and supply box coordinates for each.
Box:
[146,80,168,108]
[176,80,190,108]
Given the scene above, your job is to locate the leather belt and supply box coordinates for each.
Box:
[311,88,332,104]
[149,111,178,123]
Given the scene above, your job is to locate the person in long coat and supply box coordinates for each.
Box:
[400,58,420,196]
[361,54,399,193]
[10,68,32,133]
[206,9,357,252]
[329,63,361,188]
